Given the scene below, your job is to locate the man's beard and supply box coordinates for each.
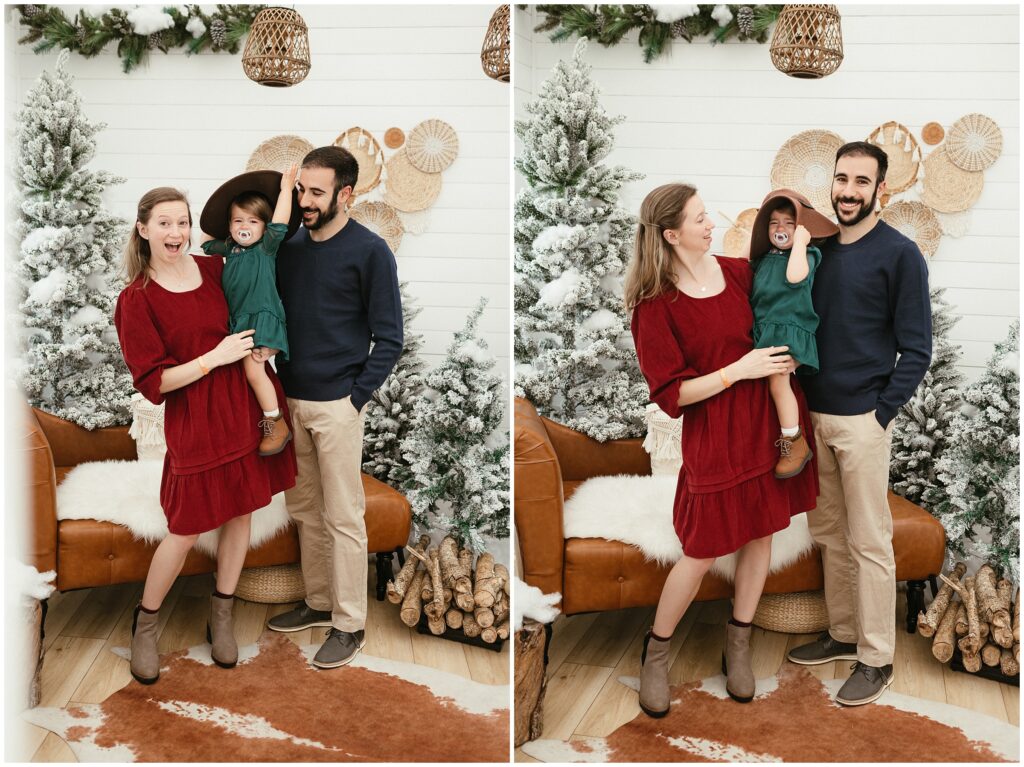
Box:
[303,189,341,231]
[832,185,879,227]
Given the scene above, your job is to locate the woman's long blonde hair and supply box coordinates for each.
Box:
[623,183,698,310]
[121,187,192,286]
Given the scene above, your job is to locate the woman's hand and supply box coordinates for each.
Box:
[727,346,793,381]
[208,329,256,368]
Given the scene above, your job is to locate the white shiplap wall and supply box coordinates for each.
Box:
[516,5,1020,382]
[8,4,510,382]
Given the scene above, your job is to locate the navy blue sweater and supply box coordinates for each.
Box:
[798,220,931,428]
[275,220,403,410]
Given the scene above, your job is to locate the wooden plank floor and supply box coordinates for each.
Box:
[514,592,1019,762]
[16,566,510,763]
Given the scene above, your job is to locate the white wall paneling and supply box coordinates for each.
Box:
[7,4,511,380]
[516,5,1019,382]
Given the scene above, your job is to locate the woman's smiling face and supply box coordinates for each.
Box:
[663,194,714,255]
[138,200,191,264]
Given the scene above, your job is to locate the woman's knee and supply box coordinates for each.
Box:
[167,532,200,549]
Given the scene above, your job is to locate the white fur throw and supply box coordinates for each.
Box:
[562,474,815,581]
[56,459,291,558]
[513,576,561,631]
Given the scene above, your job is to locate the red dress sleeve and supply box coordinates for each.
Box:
[114,283,178,405]
[631,295,700,419]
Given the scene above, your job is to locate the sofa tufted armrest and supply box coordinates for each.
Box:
[514,398,566,598]
[23,406,58,575]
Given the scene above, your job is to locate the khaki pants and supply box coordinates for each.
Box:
[285,396,367,633]
[808,410,896,667]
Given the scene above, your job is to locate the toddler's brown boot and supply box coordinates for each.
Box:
[258,414,291,456]
[774,429,812,478]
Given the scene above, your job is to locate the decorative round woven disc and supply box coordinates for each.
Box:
[349,201,404,253]
[384,127,405,149]
[867,121,921,197]
[384,149,442,212]
[333,127,384,196]
[945,113,1003,172]
[921,122,945,146]
[770,129,846,217]
[879,201,942,258]
[935,209,971,238]
[920,146,984,213]
[397,209,431,235]
[723,208,758,259]
[246,134,314,172]
[406,119,459,174]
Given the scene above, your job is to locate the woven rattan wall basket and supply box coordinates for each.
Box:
[481,5,510,82]
[770,5,844,79]
[242,7,311,87]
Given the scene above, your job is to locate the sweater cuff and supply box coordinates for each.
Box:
[875,404,896,430]
[350,388,370,412]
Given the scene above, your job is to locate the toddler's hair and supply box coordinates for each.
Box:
[230,191,273,224]
[769,200,796,219]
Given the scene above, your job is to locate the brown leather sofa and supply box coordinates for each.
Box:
[23,405,412,600]
[514,398,945,632]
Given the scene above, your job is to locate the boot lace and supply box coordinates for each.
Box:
[775,435,793,456]
[258,418,275,437]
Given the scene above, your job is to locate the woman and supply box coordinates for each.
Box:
[114,187,297,684]
[626,183,819,716]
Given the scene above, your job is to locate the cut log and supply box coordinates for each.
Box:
[514,620,548,748]
[400,570,428,627]
[427,615,446,636]
[919,562,967,637]
[497,620,510,640]
[475,605,496,629]
[1000,646,1019,677]
[493,591,510,626]
[473,552,499,608]
[1014,587,1020,642]
[455,549,476,611]
[481,625,498,644]
[425,549,445,620]
[439,536,461,587]
[961,576,981,655]
[961,649,982,673]
[445,607,464,630]
[991,578,1014,645]
[386,534,429,604]
[981,642,1002,667]
[974,564,999,624]
[463,612,482,638]
[955,604,968,636]
[931,596,960,663]
[494,563,510,592]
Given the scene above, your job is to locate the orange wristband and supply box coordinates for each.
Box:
[197,355,210,376]
[719,368,732,388]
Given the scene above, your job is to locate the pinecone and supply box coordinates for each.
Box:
[147,31,164,50]
[736,6,755,36]
[669,19,687,38]
[21,4,42,18]
[210,18,226,47]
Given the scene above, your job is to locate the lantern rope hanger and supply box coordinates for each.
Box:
[242,6,311,87]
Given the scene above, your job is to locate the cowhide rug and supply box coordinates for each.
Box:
[23,632,508,762]
[521,663,1019,763]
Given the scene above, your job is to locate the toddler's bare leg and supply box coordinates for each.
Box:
[244,352,280,413]
[769,371,799,430]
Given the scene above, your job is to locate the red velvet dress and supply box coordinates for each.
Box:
[114,255,297,535]
[630,255,819,558]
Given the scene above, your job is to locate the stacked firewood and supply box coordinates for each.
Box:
[917,562,1019,677]
[386,534,511,644]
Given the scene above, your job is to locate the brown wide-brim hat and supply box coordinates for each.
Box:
[200,170,302,242]
[749,188,839,259]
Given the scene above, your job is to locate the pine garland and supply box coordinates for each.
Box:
[534,4,783,63]
[16,4,259,74]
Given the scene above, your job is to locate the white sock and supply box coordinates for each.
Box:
[781,425,799,437]
[263,409,280,418]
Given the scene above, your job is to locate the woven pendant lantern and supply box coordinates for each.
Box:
[242,7,311,87]
[769,5,844,79]
[481,5,510,82]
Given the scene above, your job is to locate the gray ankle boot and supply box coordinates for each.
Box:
[207,594,238,668]
[130,604,160,684]
[722,622,755,703]
[639,630,672,718]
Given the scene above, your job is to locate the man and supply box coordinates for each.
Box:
[263,146,403,668]
[789,141,931,706]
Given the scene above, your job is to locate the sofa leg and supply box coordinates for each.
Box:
[906,580,925,633]
[396,546,405,569]
[928,574,939,599]
[543,622,553,669]
[374,553,395,602]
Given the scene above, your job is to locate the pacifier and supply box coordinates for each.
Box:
[236,230,253,242]
[772,231,790,246]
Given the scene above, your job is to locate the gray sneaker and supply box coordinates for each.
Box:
[786,631,858,665]
[266,604,332,633]
[835,661,894,706]
[312,628,366,669]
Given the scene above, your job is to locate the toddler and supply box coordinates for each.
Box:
[201,165,297,456]
[748,189,837,478]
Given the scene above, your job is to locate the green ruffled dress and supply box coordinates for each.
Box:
[202,222,290,361]
[750,245,822,374]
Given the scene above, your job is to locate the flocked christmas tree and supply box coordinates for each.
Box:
[362,282,427,488]
[890,287,965,504]
[401,299,509,552]
[515,38,649,441]
[14,50,134,429]
[928,321,1019,581]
